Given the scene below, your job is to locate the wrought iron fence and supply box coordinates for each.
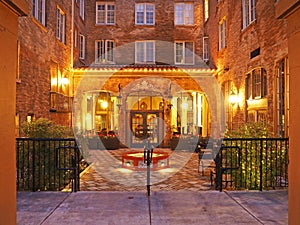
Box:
[213,138,289,191]
[16,138,80,192]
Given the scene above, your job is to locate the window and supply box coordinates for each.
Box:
[74,29,78,48]
[242,0,256,29]
[79,34,85,59]
[95,40,114,63]
[276,58,289,137]
[56,7,66,44]
[80,0,85,20]
[175,3,194,25]
[32,0,46,26]
[135,41,155,64]
[203,37,209,62]
[175,41,194,64]
[245,68,267,99]
[218,19,226,50]
[204,0,209,21]
[96,2,115,24]
[135,3,155,25]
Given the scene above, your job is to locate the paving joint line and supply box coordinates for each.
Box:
[224,191,264,225]
[40,193,71,225]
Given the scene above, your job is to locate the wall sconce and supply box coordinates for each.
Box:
[117,83,122,110]
[229,90,239,105]
[61,76,69,85]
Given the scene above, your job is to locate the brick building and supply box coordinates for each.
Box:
[205,0,289,136]
[16,0,289,146]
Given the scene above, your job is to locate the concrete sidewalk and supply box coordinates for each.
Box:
[17,190,287,225]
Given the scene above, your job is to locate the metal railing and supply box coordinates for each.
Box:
[212,138,289,191]
[16,138,80,192]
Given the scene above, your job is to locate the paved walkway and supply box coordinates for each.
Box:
[17,190,287,225]
[79,149,213,192]
[16,148,288,224]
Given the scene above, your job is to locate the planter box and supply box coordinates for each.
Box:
[87,137,120,150]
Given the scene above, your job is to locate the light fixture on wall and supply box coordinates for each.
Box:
[117,83,122,110]
[229,89,239,105]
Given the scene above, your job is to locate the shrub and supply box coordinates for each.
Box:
[22,118,73,138]
[225,121,273,138]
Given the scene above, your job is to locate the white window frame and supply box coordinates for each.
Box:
[203,36,209,62]
[96,2,115,25]
[135,41,155,64]
[32,0,46,26]
[218,19,226,50]
[56,7,66,44]
[174,41,194,65]
[242,0,256,29]
[135,3,155,25]
[79,34,85,59]
[175,3,194,25]
[95,40,115,64]
[80,0,85,20]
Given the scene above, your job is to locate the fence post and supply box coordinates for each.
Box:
[32,140,35,192]
[259,139,263,191]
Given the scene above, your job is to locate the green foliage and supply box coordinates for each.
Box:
[225,121,273,138]
[22,118,73,138]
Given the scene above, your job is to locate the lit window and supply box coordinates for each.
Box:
[204,0,209,21]
[135,41,155,64]
[95,40,115,63]
[175,3,194,25]
[96,2,115,24]
[242,0,256,29]
[276,58,289,137]
[175,41,194,64]
[56,7,66,44]
[203,37,209,62]
[80,0,85,20]
[79,34,85,59]
[135,3,155,25]
[32,0,46,26]
[218,19,226,50]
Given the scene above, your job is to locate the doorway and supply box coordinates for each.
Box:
[130,112,160,148]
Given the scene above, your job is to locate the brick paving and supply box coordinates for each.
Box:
[79,148,214,192]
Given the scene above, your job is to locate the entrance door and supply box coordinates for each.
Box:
[130,112,159,148]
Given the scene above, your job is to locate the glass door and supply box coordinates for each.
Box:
[130,112,159,147]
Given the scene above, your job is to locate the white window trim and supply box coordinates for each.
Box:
[174,3,194,25]
[80,0,85,20]
[135,41,155,64]
[135,3,155,25]
[242,0,256,29]
[174,41,195,65]
[96,2,115,25]
[56,7,66,44]
[95,40,115,64]
[32,0,46,26]
[79,34,85,59]
[203,36,209,62]
[218,19,226,50]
